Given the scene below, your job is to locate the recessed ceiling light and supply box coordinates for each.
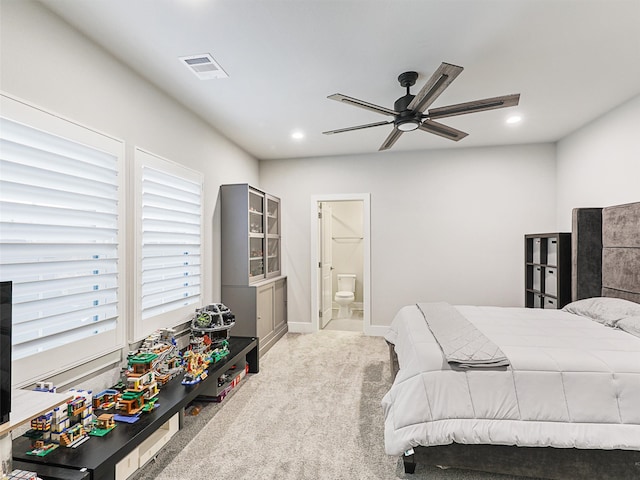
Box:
[506,115,522,125]
[291,130,305,140]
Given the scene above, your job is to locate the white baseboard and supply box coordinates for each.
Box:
[287,321,315,334]
[364,324,390,337]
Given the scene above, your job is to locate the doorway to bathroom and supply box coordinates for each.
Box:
[310,194,371,334]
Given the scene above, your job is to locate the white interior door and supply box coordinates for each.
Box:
[320,202,333,328]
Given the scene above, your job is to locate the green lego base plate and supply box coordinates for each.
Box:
[26,443,59,456]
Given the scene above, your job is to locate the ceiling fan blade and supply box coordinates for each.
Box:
[379,128,403,151]
[407,62,464,113]
[327,94,397,117]
[419,120,468,141]
[428,93,520,120]
[323,120,392,135]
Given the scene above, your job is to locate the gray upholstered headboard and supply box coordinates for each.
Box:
[601,202,640,303]
[572,201,640,304]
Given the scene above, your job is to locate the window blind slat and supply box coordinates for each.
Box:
[143,193,200,206]
[0,243,117,264]
[141,244,200,257]
[0,117,118,170]
[142,218,200,235]
[1,223,118,244]
[12,275,118,303]
[12,319,118,360]
[1,140,118,184]
[0,180,118,212]
[0,158,117,197]
[2,201,118,229]
[143,168,200,193]
[142,205,200,224]
[142,298,199,320]
[142,266,200,283]
[142,231,199,245]
[142,255,201,269]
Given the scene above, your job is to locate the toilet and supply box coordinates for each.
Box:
[334,274,356,319]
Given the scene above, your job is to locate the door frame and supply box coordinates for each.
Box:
[319,202,333,328]
[310,193,371,334]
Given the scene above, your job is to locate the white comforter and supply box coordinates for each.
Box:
[381,305,640,456]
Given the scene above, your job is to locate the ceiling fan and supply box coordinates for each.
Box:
[323,62,520,151]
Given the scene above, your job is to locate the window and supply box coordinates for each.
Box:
[0,94,124,386]
[133,148,203,340]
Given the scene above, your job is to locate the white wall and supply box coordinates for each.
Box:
[261,144,557,329]
[329,201,364,305]
[556,95,640,230]
[1,0,259,387]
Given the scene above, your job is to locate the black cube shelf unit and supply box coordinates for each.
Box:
[525,233,571,309]
[13,337,258,480]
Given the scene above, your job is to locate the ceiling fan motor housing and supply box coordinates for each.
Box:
[394,94,415,112]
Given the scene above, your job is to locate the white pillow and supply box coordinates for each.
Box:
[562,297,640,326]
[617,316,640,338]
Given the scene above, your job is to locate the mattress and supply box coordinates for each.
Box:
[381,305,640,456]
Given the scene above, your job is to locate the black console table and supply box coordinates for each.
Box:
[13,336,258,480]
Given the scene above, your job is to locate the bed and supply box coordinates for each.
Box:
[382,201,640,479]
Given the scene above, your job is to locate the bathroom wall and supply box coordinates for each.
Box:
[330,201,364,308]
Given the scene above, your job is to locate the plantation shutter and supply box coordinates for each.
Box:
[140,153,202,324]
[0,116,119,360]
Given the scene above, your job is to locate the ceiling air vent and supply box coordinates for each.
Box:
[179,53,228,80]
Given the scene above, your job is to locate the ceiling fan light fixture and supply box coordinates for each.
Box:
[396,118,421,132]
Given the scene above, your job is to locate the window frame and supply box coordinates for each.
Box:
[0,93,126,387]
[132,147,204,342]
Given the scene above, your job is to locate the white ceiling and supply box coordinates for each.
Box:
[39,0,640,160]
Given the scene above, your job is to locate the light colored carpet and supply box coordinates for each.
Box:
[130,331,532,480]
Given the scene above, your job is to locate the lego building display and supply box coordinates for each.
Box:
[17,307,242,463]
[181,304,235,385]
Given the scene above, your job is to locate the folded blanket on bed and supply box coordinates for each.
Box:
[416,302,510,369]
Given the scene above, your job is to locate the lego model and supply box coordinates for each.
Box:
[181,350,209,385]
[117,390,145,415]
[213,363,250,403]
[7,469,38,480]
[192,303,235,337]
[92,389,120,410]
[135,328,183,385]
[208,339,230,364]
[33,381,56,393]
[116,352,160,415]
[89,413,116,436]
[57,389,93,447]
[23,411,57,456]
